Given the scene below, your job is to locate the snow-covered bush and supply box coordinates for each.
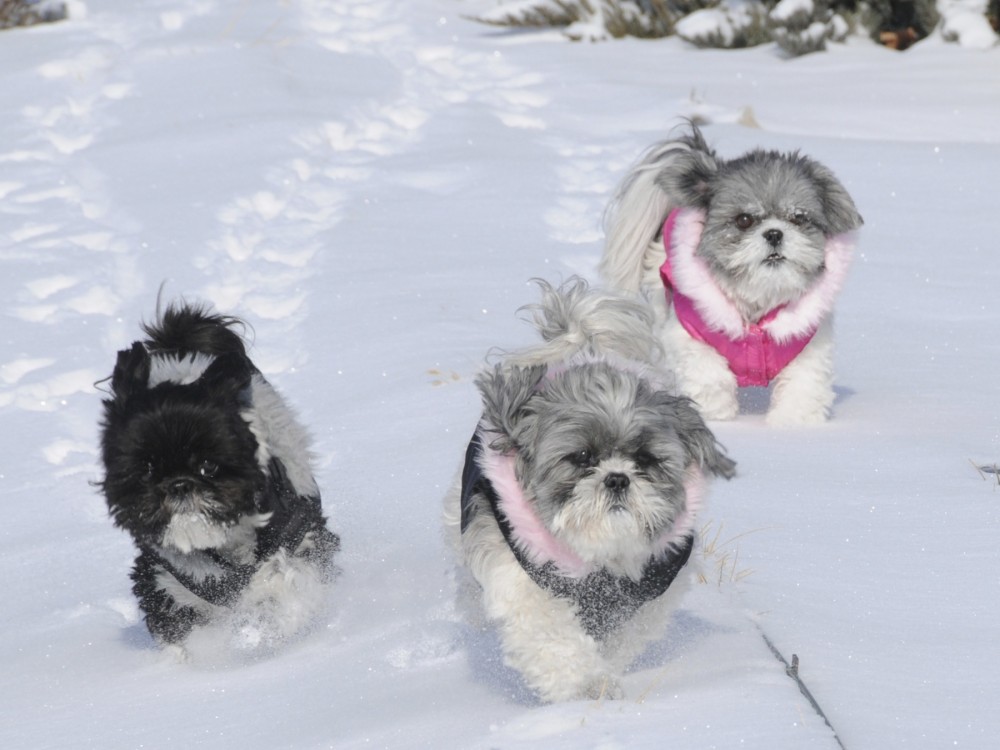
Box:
[938,0,998,48]
[471,0,998,52]
[0,0,66,30]
[674,0,771,48]
[768,0,852,56]
[473,0,676,40]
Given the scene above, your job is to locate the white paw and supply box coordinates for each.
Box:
[685,379,738,420]
[697,399,738,421]
[232,622,264,650]
[766,405,829,427]
[581,674,624,701]
[161,642,189,663]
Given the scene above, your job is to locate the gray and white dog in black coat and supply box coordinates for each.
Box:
[445,278,735,702]
[99,303,339,653]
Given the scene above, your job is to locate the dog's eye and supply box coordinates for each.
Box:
[634,450,658,469]
[734,213,754,230]
[143,462,155,480]
[568,449,596,468]
[790,210,808,226]
[199,460,219,478]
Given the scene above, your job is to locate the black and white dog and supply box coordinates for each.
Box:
[99,303,339,652]
[445,279,735,702]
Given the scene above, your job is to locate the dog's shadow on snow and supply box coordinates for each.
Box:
[458,607,723,706]
[737,386,771,415]
[737,384,855,415]
[627,608,721,672]
[120,623,155,650]
[833,385,855,407]
[460,625,541,706]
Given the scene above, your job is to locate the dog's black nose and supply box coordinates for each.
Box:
[168,478,194,495]
[763,228,783,247]
[603,473,630,493]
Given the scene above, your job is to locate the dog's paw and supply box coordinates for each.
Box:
[685,382,738,420]
[161,642,190,663]
[765,405,829,427]
[697,400,738,421]
[580,674,624,701]
[232,621,265,650]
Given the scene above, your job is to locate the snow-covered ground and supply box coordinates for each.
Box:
[2,1,999,748]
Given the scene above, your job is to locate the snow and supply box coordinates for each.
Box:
[940,1,1000,49]
[770,0,815,23]
[675,5,744,47]
[1,1,999,748]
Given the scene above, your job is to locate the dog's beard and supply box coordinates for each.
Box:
[540,458,685,580]
[699,216,826,322]
[158,488,244,553]
[161,505,270,554]
[112,472,261,551]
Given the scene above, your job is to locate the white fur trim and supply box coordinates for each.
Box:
[766,231,855,342]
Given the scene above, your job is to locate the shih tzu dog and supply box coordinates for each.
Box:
[98,303,339,653]
[445,278,735,702]
[601,123,863,425]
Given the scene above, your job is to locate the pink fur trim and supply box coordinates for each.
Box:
[668,209,746,339]
[476,443,591,578]
[653,466,705,555]
[665,207,857,344]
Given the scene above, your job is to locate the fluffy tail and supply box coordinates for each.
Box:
[142,302,248,358]
[509,277,662,366]
[600,124,714,293]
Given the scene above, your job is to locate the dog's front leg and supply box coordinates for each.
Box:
[767,319,835,426]
[482,560,622,702]
[662,316,738,420]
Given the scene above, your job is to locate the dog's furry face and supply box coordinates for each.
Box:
[657,129,863,322]
[478,361,734,574]
[100,346,264,550]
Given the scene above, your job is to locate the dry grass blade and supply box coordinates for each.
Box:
[971,459,999,488]
[698,520,769,586]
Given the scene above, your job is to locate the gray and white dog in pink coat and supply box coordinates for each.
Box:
[601,123,863,425]
[445,278,735,702]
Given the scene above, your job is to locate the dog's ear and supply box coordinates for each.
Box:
[475,363,546,453]
[804,160,863,235]
[199,351,255,398]
[655,125,718,209]
[109,342,151,403]
[655,393,736,479]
